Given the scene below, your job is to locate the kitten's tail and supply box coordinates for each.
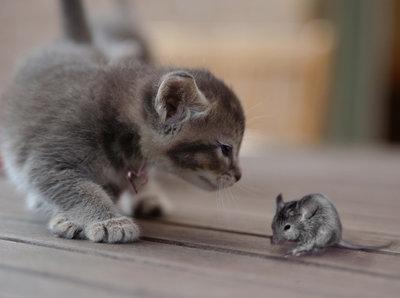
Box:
[336,240,393,251]
[59,0,92,43]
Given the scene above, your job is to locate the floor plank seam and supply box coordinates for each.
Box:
[1,234,399,282]
[0,263,139,297]
[2,215,398,254]
[158,219,270,238]
[0,235,285,287]
[0,237,330,296]
[151,220,400,257]
[142,236,400,281]
[1,214,398,258]
[158,218,400,241]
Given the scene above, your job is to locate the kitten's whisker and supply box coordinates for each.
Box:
[242,182,266,194]
[238,185,265,197]
[220,187,227,211]
[246,114,275,124]
[217,181,225,212]
[234,184,257,196]
[244,101,263,115]
[227,187,239,210]
[235,183,265,197]
[216,181,222,210]
[240,172,267,194]
[222,188,230,209]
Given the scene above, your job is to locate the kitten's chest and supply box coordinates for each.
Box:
[100,164,127,188]
[97,158,147,197]
[96,110,145,193]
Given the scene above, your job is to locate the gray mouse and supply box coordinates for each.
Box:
[271,193,392,256]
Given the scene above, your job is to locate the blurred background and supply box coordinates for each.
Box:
[0,0,399,147]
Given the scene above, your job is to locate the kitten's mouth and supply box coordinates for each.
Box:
[198,175,218,191]
[169,170,218,191]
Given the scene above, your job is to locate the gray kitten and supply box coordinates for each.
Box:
[271,194,392,256]
[0,0,245,243]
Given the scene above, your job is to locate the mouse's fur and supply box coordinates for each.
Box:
[271,193,392,256]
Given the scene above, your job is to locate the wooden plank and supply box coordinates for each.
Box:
[1,218,400,298]
[161,188,400,238]
[140,220,400,276]
[1,174,399,239]
[0,269,128,298]
[0,219,322,298]
[1,148,399,240]
[0,149,399,298]
[0,238,272,298]
[152,149,400,236]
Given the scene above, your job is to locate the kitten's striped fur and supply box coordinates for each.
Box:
[0,0,245,243]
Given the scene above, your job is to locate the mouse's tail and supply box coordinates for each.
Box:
[59,0,92,43]
[336,240,393,251]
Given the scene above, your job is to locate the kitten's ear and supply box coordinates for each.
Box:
[275,194,284,212]
[155,71,209,127]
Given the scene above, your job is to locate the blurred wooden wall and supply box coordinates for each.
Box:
[388,0,400,142]
[132,0,335,144]
[0,0,334,145]
[325,0,395,143]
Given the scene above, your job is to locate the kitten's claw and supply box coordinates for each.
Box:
[48,214,82,239]
[84,217,140,243]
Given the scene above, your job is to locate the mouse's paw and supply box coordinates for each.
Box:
[285,247,310,257]
[311,247,326,255]
[84,216,140,243]
[48,214,83,239]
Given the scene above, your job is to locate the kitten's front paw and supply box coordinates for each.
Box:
[49,214,83,239]
[84,217,140,243]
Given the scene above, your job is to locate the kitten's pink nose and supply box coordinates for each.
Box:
[234,171,241,182]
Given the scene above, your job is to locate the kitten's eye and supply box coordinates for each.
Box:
[219,144,232,157]
[284,224,291,231]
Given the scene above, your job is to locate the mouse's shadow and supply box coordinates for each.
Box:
[273,242,376,263]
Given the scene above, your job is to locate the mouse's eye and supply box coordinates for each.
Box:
[284,224,291,231]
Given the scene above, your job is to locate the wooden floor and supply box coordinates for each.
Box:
[0,147,399,298]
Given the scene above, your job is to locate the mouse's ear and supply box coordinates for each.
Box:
[299,200,319,220]
[276,194,284,212]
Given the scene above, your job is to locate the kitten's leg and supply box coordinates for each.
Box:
[27,191,54,215]
[120,170,172,218]
[32,168,139,243]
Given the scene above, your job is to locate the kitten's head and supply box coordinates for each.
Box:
[143,69,245,191]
